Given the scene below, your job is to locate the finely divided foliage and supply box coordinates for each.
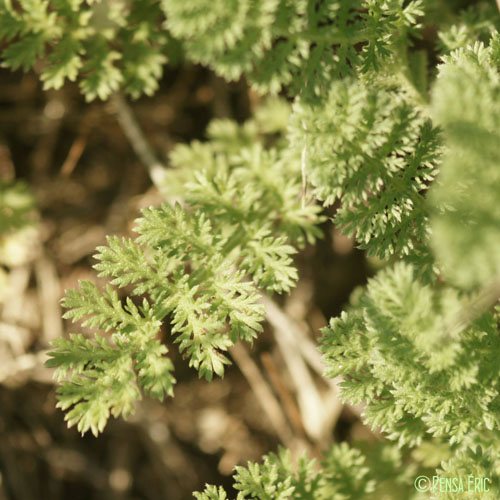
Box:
[0,0,170,100]
[3,0,500,498]
[194,444,377,500]
[321,263,500,448]
[162,0,425,99]
[0,0,424,101]
[288,78,441,261]
[47,110,323,436]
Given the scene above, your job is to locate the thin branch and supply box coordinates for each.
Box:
[229,343,293,445]
[262,295,342,440]
[259,295,372,425]
[260,352,307,439]
[261,295,333,382]
[446,278,500,338]
[35,254,64,343]
[111,93,168,188]
[60,131,87,177]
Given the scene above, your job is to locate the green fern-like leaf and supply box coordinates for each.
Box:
[47,110,323,434]
[289,77,441,262]
[321,262,500,448]
[161,0,425,99]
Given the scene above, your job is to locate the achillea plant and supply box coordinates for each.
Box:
[3,0,500,498]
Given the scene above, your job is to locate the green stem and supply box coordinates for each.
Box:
[274,27,371,47]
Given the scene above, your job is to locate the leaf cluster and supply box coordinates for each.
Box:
[288,77,441,264]
[195,441,429,500]
[162,0,425,99]
[0,0,176,100]
[194,444,374,500]
[321,262,500,500]
[47,109,323,435]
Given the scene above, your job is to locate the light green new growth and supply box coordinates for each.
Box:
[321,263,500,449]
[316,34,500,499]
[0,0,425,101]
[194,441,428,500]
[436,2,499,54]
[47,109,323,436]
[194,444,376,500]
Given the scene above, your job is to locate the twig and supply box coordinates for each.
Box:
[262,295,347,427]
[496,0,500,14]
[260,352,306,439]
[60,131,88,177]
[229,343,293,445]
[35,254,64,343]
[110,93,168,188]
[262,295,334,381]
[445,278,500,339]
[262,296,336,441]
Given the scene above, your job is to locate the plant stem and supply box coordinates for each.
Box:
[449,279,500,335]
[230,342,294,445]
[111,93,168,188]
